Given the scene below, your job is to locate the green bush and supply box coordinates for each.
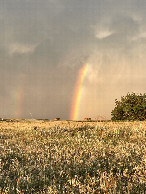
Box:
[111,93,146,121]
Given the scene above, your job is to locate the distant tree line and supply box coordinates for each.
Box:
[111,93,146,121]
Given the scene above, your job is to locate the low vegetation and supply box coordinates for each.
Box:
[0,120,145,193]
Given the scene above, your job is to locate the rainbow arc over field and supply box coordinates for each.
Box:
[70,63,89,120]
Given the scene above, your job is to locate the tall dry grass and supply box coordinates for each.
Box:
[0,120,145,193]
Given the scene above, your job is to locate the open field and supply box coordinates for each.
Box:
[0,120,145,193]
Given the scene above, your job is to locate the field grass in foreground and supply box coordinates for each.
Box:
[0,120,145,193]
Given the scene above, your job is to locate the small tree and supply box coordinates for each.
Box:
[111,93,146,121]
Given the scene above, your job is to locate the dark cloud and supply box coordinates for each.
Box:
[94,15,139,53]
[110,15,139,38]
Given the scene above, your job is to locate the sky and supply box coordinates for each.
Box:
[0,0,146,120]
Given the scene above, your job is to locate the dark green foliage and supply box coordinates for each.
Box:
[111,93,146,121]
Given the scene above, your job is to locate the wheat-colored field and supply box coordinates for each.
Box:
[0,120,145,193]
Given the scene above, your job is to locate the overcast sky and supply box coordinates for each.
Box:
[0,0,146,119]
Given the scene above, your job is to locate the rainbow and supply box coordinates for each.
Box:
[12,78,25,119]
[14,84,24,118]
[70,63,89,120]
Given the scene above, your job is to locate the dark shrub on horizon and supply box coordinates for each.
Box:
[111,93,146,121]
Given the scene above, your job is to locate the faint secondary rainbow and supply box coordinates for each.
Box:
[13,81,24,118]
[70,63,89,120]
[11,76,26,119]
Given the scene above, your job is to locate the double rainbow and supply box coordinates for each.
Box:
[70,63,89,120]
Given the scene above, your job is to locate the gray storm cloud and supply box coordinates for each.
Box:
[0,0,146,119]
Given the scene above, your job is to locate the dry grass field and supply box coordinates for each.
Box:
[0,120,145,193]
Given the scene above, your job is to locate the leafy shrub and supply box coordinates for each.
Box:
[111,93,146,121]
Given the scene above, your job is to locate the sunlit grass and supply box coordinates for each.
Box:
[0,120,145,193]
